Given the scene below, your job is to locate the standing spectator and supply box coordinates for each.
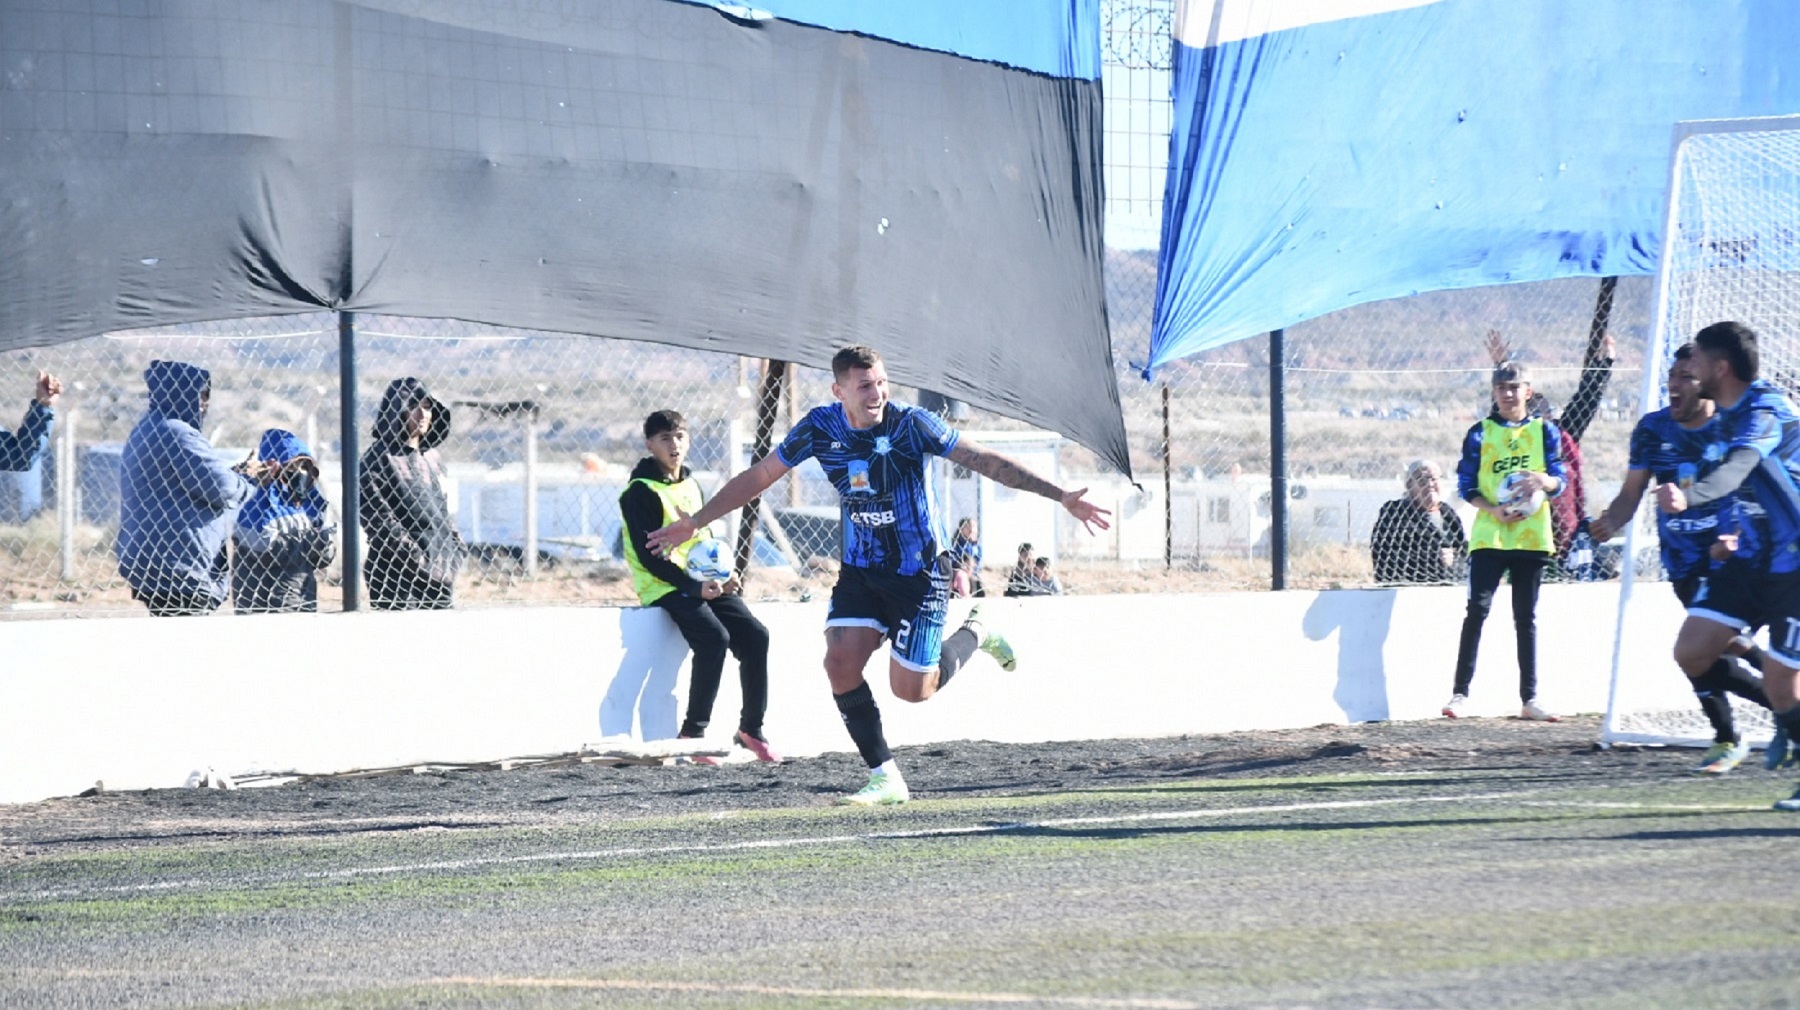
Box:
[1444,361,1567,722]
[1369,459,1467,584]
[117,361,269,616]
[620,410,778,762]
[232,429,337,614]
[0,370,61,472]
[360,377,465,610]
[949,517,984,597]
[1004,541,1035,597]
[1029,556,1064,595]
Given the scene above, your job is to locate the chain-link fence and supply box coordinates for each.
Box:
[0,0,1667,614]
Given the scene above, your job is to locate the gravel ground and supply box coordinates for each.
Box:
[2,715,1644,855]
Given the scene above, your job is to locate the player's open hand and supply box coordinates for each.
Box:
[647,509,697,557]
[1061,488,1112,535]
[1655,483,1688,515]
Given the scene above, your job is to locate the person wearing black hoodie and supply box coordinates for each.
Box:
[619,410,778,762]
[359,377,464,610]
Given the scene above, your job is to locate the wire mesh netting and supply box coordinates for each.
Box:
[1604,119,1800,747]
[0,0,1674,615]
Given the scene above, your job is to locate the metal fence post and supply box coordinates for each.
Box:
[338,311,363,611]
[1269,329,1288,591]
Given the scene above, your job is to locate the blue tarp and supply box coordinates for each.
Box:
[1148,0,1800,372]
[678,0,1101,79]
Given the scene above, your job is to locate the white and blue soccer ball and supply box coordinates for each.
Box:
[684,538,734,581]
[1498,471,1546,519]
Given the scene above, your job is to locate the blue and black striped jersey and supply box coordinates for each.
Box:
[1709,379,1800,575]
[1628,407,1725,579]
[775,402,960,576]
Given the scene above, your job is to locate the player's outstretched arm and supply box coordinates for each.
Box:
[646,453,791,555]
[1589,469,1650,542]
[947,441,1112,535]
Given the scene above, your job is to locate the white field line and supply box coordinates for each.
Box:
[433,974,1208,1008]
[5,790,1752,904]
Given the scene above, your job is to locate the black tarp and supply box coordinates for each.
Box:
[0,0,1129,474]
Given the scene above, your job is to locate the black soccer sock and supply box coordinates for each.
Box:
[1692,662,1740,744]
[1719,657,1771,710]
[1778,704,1800,743]
[1739,642,1771,672]
[935,626,981,691]
[834,682,892,769]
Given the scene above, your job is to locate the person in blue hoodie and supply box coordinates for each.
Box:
[1,370,62,472]
[232,429,337,614]
[117,361,272,616]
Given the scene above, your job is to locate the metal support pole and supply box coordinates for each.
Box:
[735,360,788,579]
[522,406,539,577]
[338,311,363,611]
[1269,329,1288,591]
[1162,383,1172,570]
[58,408,76,580]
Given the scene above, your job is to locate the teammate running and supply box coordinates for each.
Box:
[1654,322,1800,810]
[1589,344,1770,774]
[646,345,1112,805]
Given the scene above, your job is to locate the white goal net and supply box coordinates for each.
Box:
[1603,116,1800,748]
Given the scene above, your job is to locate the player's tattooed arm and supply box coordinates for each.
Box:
[948,440,1112,534]
[947,441,1063,501]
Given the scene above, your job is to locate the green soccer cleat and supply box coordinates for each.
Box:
[1693,739,1751,776]
[840,768,910,806]
[962,605,1016,672]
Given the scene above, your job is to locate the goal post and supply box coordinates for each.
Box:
[1601,115,1800,749]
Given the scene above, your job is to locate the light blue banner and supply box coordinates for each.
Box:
[676,0,1101,79]
[1149,0,1800,371]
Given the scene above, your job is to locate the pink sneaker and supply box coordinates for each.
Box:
[736,729,783,764]
[678,733,721,766]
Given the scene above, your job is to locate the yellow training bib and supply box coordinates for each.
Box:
[1469,417,1553,553]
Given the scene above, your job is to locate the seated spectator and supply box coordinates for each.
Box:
[1370,459,1467,585]
[949,517,984,597]
[232,429,337,614]
[1004,541,1035,597]
[1,370,61,472]
[1028,556,1064,596]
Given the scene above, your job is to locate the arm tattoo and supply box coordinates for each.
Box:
[948,442,1063,501]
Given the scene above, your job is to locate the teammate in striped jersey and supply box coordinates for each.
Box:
[648,346,1111,805]
[1654,322,1800,809]
[1589,343,1770,774]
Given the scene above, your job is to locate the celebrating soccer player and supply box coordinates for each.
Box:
[1589,344,1771,774]
[1653,322,1800,809]
[647,346,1111,805]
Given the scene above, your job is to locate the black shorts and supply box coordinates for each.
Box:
[1684,560,1763,632]
[827,557,952,673]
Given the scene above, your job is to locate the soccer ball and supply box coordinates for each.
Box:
[1497,471,1545,519]
[684,538,733,581]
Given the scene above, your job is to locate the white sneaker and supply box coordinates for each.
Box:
[1520,698,1561,722]
[1441,693,1468,719]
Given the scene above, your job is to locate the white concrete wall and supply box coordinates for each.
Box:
[0,583,1688,804]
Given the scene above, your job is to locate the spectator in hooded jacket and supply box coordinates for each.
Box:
[1,370,62,472]
[1370,459,1467,584]
[117,361,271,616]
[232,428,337,614]
[360,377,465,610]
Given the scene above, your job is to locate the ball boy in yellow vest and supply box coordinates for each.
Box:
[1444,362,1568,722]
[620,410,780,762]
